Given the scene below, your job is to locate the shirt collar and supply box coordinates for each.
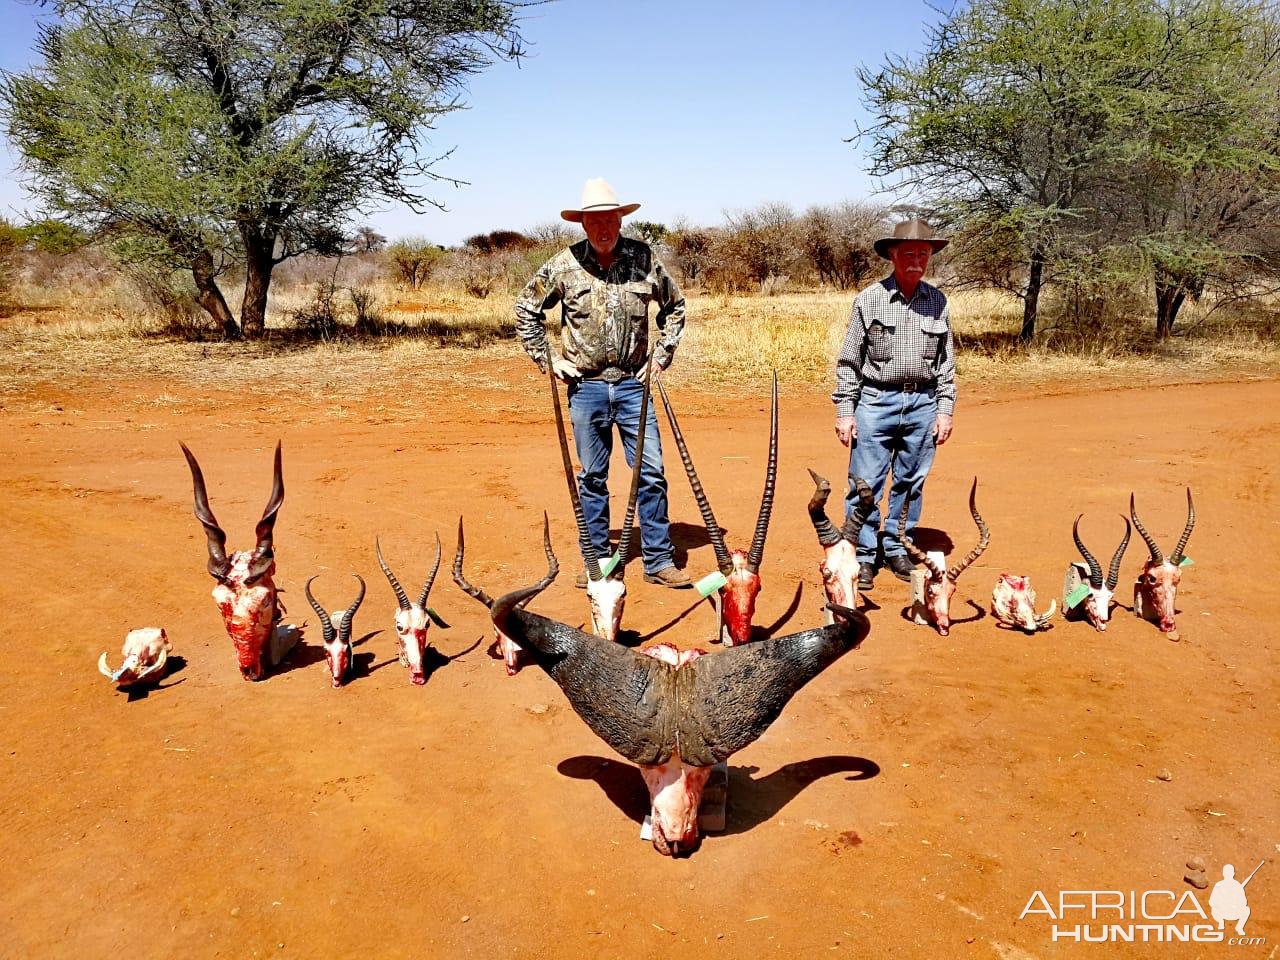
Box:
[884,273,928,304]
[577,237,627,273]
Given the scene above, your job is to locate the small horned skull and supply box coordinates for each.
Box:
[1066,514,1131,631]
[305,574,366,687]
[901,478,990,637]
[98,627,171,688]
[1131,489,1195,640]
[991,575,1056,633]
[377,535,443,685]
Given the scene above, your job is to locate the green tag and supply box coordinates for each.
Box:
[1179,556,1193,568]
[1065,584,1091,610]
[695,571,728,599]
[426,607,450,628]
[598,552,621,578]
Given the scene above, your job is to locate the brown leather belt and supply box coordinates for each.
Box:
[864,378,936,393]
[583,366,629,384]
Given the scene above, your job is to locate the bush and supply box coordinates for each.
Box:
[387,238,443,289]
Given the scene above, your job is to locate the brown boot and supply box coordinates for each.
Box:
[644,565,692,589]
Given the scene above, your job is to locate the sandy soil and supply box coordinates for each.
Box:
[0,363,1275,959]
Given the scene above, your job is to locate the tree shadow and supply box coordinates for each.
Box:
[124,655,188,702]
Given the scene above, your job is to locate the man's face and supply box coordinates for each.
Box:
[582,210,623,258]
[889,240,933,284]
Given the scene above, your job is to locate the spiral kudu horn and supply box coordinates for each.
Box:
[1073,515,1104,588]
[1106,517,1131,591]
[806,469,841,547]
[376,537,411,611]
[615,351,655,574]
[946,478,990,581]
[548,361,602,580]
[898,495,946,581]
[746,370,779,574]
[1130,494,1163,564]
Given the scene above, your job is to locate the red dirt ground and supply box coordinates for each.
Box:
[1,365,1276,959]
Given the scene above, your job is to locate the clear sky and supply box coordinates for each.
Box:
[0,0,944,245]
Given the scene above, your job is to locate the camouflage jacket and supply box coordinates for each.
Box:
[514,237,686,374]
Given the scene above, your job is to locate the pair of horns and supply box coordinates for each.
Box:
[180,441,284,585]
[807,469,873,547]
[1130,489,1195,565]
[657,371,778,575]
[900,478,989,581]
[1073,515,1131,590]
[376,535,442,611]
[452,513,558,611]
[305,574,365,645]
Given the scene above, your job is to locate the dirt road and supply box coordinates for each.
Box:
[1,366,1275,958]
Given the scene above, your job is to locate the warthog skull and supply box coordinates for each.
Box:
[98,627,171,687]
[807,469,873,622]
[1131,489,1195,640]
[991,574,1056,633]
[1068,514,1131,631]
[377,535,443,685]
[305,574,365,687]
[901,478,990,637]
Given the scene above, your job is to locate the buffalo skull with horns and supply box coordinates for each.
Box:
[807,469,874,622]
[304,575,366,687]
[900,478,990,637]
[376,536,444,684]
[1130,489,1195,640]
[1065,514,1131,631]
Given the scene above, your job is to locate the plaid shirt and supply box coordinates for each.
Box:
[832,275,956,417]
[514,237,685,375]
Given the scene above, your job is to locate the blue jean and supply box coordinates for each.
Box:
[846,385,939,564]
[567,377,674,575]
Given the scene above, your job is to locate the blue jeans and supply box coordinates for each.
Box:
[846,385,938,564]
[567,377,674,575]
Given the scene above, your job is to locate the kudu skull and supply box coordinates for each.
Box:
[807,469,873,623]
[304,574,366,687]
[376,535,443,684]
[657,372,778,645]
[1065,514,1131,631]
[1130,489,1195,640]
[180,441,287,680]
[901,478,990,637]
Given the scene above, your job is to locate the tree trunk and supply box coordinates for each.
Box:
[1020,248,1046,344]
[191,250,240,339]
[239,227,277,339]
[1154,275,1187,340]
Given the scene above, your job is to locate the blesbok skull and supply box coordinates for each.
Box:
[377,535,443,685]
[98,627,171,688]
[901,477,990,637]
[1067,514,1131,631]
[1131,489,1195,640]
[305,574,366,688]
[808,469,873,623]
[455,517,870,856]
[180,441,286,680]
[657,372,778,645]
[991,574,1056,633]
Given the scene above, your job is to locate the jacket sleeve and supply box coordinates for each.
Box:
[934,299,956,416]
[651,257,686,369]
[514,257,563,372]
[832,297,867,418]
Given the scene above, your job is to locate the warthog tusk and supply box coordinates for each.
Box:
[137,647,168,680]
[98,652,113,678]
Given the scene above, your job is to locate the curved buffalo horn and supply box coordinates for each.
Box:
[179,442,232,583]
[305,576,335,643]
[898,495,945,581]
[1170,487,1195,565]
[1073,515,1104,588]
[452,517,493,608]
[616,351,654,573]
[1130,493,1162,563]
[417,532,443,610]
[655,379,733,575]
[806,469,841,547]
[339,575,365,645]
[376,537,411,610]
[947,478,990,581]
[746,370,779,573]
[548,361,602,580]
[1106,516,1131,590]
[842,475,875,544]
[97,652,113,679]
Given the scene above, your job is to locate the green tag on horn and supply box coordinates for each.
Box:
[598,552,621,578]
[1065,584,1091,610]
[1179,556,1193,568]
[426,607,450,628]
[695,571,728,599]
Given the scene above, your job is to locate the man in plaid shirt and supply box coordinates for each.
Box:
[832,220,956,589]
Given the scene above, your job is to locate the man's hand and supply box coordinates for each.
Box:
[552,357,581,382]
[933,413,953,445]
[636,354,667,384]
[835,416,856,447]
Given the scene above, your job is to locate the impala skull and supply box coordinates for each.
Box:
[1067,514,1131,631]
[901,478,990,637]
[305,574,365,687]
[1131,489,1195,640]
[377,535,443,684]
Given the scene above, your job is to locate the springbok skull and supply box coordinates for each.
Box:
[377,535,443,685]
[991,574,1056,633]
[657,372,778,645]
[901,478,990,637]
[180,441,286,680]
[98,627,171,688]
[1131,489,1195,640]
[455,517,870,856]
[807,469,873,623]
[305,575,366,688]
[1067,514,1131,631]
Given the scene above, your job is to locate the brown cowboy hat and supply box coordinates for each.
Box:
[873,219,950,259]
[560,178,641,223]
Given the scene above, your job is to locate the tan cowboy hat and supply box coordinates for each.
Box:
[560,178,641,223]
[873,219,950,259]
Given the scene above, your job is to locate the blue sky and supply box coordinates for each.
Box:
[0,0,944,244]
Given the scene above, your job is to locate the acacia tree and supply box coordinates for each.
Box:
[2,0,523,338]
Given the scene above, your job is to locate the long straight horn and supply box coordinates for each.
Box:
[305,576,335,643]
[1073,515,1103,588]
[451,516,493,607]
[655,379,732,574]
[376,537,411,610]
[842,475,875,543]
[418,532,442,609]
[1106,516,1131,590]
[179,442,232,583]
[1170,487,1195,565]
[248,442,285,582]
[746,370,779,573]
[616,352,654,573]
[339,575,365,645]
[947,478,990,581]
[1130,493,1162,563]
[548,362,602,580]
[898,496,945,580]
[807,469,841,547]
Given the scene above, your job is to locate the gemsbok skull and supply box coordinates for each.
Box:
[376,535,443,685]
[1130,489,1195,640]
[1065,514,1131,631]
[656,372,778,645]
[304,575,366,687]
[180,441,288,680]
[98,627,171,688]
[991,574,1056,633]
[900,478,990,637]
[807,469,874,623]
[454,516,870,857]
